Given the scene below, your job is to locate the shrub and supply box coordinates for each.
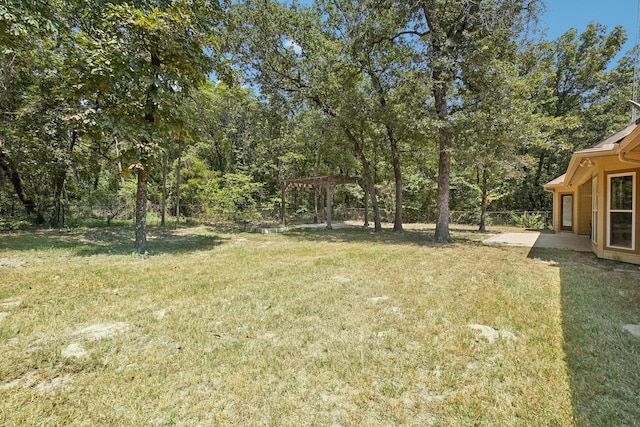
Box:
[510,211,545,229]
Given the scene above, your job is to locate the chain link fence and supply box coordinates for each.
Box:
[0,199,552,229]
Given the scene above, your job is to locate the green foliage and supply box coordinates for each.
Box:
[450,176,482,211]
[0,217,33,231]
[507,23,630,211]
[0,0,634,234]
[178,156,265,221]
[510,211,546,230]
[206,173,265,221]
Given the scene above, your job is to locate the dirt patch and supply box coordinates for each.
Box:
[35,374,73,394]
[0,257,26,268]
[0,299,21,308]
[623,324,640,338]
[0,312,8,322]
[1,371,73,394]
[468,324,517,344]
[61,322,129,360]
[72,322,129,341]
[61,343,89,359]
[387,306,404,317]
[0,371,37,391]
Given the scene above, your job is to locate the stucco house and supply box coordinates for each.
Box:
[544,115,640,265]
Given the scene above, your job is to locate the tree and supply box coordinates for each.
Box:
[399,0,541,241]
[510,23,630,210]
[0,1,51,221]
[457,60,536,231]
[230,0,385,231]
[0,0,91,226]
[320,0,420,231]
[72,0,224,253]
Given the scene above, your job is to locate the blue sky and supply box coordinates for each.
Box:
[542,0,637,55]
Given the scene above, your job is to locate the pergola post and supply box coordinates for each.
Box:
[313,187,319,223]
[279,176,362,229]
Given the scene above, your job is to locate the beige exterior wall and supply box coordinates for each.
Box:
[576,179,592,235]
[597,157,640,263]
[547,151,640,265]
[594,167,604,256]
[550,189,566,233]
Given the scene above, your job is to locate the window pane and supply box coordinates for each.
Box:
[611,176,633,210]
[610,212,633,248]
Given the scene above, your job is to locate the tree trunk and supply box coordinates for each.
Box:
[175,140,182,226]
[314,147,321,223]
[52,130,77,228]
[135,48,160,254]
[388,126,403,232]
[433,70,452,243]
[368,70,403,232]
[135,159,148,254]
[311,96,382,232]
[161,150,168,227]
[363,184,369,227]
[0,145,42,223]
[52,173,66,228]
[325,184,333,229]
[369,181,382,232]
[347,128,381,232]
[479,168,489,232]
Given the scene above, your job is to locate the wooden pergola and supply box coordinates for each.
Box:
[280,175,366,229]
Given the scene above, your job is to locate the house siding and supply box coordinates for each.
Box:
[577,179,592,235]
[544,121,640,265]
[600,166,640,263]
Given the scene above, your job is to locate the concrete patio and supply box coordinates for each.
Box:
[483,232,591,252]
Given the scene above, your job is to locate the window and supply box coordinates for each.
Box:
[607,172,635,250]
[592,176,597,243]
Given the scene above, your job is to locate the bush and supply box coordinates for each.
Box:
[510,211,545,229]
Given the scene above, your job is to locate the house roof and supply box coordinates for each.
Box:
[590,121,637,149]
[544,118,640,189]
[544,174,566,188]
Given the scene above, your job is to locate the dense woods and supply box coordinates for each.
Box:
[0,0,634,251]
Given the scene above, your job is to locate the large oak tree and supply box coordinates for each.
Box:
[72,0,225,253]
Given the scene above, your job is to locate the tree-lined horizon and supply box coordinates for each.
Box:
[0,0,633,252]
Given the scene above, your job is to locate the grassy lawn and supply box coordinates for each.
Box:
[0,224,638,426]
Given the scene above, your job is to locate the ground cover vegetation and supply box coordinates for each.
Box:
[3,1,640,423]
[0,225,639,425]
[0,0,634,251]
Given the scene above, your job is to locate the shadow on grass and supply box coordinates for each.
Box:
[527,247,640,426]
[0,226,228,256]
[282,224,485,247]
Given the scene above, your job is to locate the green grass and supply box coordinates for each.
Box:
[0,224,638,426]
[530,248,640,427]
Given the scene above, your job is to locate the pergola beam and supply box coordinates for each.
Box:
[280,175,364,228]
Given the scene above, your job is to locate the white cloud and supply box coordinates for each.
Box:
[283,38,303,55]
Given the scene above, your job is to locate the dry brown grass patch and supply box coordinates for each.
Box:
[0,225,636,425]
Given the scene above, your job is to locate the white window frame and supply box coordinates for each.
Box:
[606,172,636,250]
[592,176,597,244]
